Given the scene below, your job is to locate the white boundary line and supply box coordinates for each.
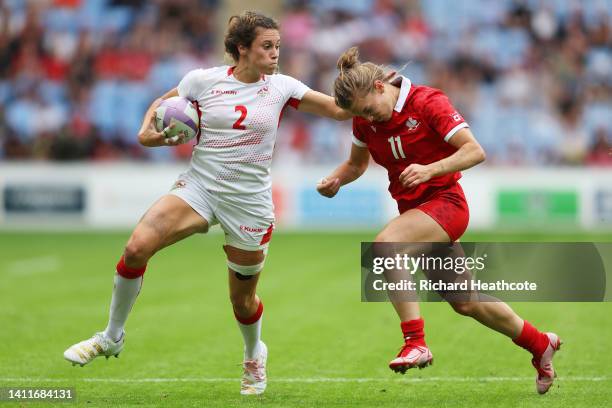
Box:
[0,377,608,383]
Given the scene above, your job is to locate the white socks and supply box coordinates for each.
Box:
[104,274,142,342]
[237,316,263,359]
[236,304,263,360]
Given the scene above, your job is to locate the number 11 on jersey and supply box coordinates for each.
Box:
[388,136,406,159]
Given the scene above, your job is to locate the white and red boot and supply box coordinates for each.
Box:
[513,321,562,394]
[389,318,433,374]
[531,333,562,394]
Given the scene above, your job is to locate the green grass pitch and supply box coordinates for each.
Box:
[1,230,611,407]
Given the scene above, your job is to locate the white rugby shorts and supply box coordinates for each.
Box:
[169,173,275,251]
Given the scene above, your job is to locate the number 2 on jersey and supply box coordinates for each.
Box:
[233,105,247,130]
[388,136,406,159]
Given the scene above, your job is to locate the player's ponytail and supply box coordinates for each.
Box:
[337,46,360,72]
[334,46,391,110]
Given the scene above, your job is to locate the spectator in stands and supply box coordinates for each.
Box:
[0,0,610,165]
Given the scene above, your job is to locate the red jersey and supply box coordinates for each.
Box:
[352,77,469,203]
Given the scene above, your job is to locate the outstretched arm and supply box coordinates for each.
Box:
[399,128,486,188]
[317,144,370,198]
[298,90,352,121]
[137,88,182,147]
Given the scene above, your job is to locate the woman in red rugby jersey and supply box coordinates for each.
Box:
[317,47,561,395]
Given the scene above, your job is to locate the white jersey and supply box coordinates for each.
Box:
[177,65,310,194]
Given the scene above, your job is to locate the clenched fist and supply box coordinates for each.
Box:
[316,177,341,198]
[399,164,434,188]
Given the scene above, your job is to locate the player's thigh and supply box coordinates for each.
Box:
[128,194,209,255]
[216,192,274,290]
[376,209,450,243]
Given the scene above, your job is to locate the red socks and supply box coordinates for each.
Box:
[512,320,549,357]
[116,255,147,279]
[400,318,426,346]
[234,300,264,325]
[400,319,548,357]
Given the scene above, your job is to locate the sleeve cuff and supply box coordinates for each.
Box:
[295,85,310,100]
[352,134,367,147]
[444,122,469,142]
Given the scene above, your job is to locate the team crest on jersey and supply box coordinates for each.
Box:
[257,86,269,97]
[405,117,420,131]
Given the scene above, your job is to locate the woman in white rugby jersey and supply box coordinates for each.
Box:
[64,11,350,395]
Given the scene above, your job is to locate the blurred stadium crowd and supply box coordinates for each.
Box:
[0,0,610,166]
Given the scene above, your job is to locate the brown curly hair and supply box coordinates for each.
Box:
[224,11,279,63]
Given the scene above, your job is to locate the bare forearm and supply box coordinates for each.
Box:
[318,145,370,197]
[328,160,367,186]
[138,100,160,136]
[333,107,353,121]
[137,88,179,147]
[430,143,485,177]
[298,90,352,121]
[137,99,164,146]
[399,131,486,188]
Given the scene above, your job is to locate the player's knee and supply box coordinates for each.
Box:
[124,237,155,265]
[374,230,396,243]
[449,301,478,316]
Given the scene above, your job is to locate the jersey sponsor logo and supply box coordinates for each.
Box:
[210,89,238,95]
[405,116,420,131]
[240,225,265,233]
[451,112,462,122]
[257,86,269,97]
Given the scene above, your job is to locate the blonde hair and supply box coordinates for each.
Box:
[334,47,391,110]
[224,11,279,63]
